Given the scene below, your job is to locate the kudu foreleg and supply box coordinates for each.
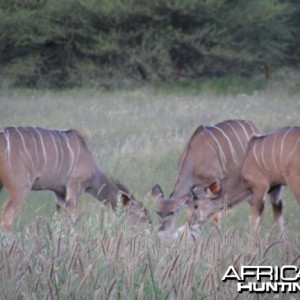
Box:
[249,187,267,236]
[54,192,66,212]
[65,181,81,222]
[212,212,222,224]
[269,186,284,233]
[0,189,29,231]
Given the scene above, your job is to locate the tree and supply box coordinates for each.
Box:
[0,0,298,87]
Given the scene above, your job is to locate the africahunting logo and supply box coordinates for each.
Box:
[222,266,300,293]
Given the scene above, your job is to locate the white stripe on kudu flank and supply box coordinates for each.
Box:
[63,132,75,176]
[224,122,246,153]
[260,136,269,172]
[15,127,35,172]
[204,127,226,172]
[280,127,293,170]
[203,133,218,156]
[271,132,280,174]
[24,127,40,167]
[234,120,250,141]
[288,135,300,161]
[253,140,263,171]
[212,126,239,166]
[74,134,80,172]
[55,131,64,175]
[49,131,59,172]
[4,129,11,166]
[34,127,48,169]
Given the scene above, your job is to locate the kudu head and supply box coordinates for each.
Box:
[151,184,193,235]
[151,180,225,236]
[186,181,224,226]
[116,183,151,226]
[187,177,252,227]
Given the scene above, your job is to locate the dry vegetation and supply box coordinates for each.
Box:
[0,71,300,299]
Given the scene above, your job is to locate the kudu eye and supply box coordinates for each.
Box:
[190,186,198,200]
[194,205,198,209]
[167,211,175,216]
[156,211,162,217]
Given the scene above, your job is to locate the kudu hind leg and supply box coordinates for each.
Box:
[53,191,75,225]
[286,174,300,208]
[269,185,284,233]
[0,188,29,231]
[249,187,268,236]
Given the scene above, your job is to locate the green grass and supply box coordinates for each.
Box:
[150,75,266,97]
[0,71,300,299]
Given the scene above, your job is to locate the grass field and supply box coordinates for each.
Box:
[0,72,300,299]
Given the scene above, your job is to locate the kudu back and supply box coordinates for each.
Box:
[0,127,149,230]
[152,119,260,235]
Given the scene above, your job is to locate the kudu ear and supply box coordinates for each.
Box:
[151,184,164,199]
[205,181,222,199]
[118,191,133,208]
[176,193,192,207]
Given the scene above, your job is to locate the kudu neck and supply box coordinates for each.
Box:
[170,175,194,200]
[222,175,251,209]
[88,166,119,209]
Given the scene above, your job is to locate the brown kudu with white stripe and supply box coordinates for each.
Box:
[151,119,260,236]
[239,126,300,234]
[0,127,149,230]
[189,126,300,236]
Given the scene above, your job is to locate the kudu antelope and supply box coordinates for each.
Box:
[0,127,149,230]
[151,119,260,236]
[190,126,300,235]
[239,127,300,233]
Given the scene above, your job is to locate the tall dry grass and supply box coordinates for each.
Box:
[0,213,299,299]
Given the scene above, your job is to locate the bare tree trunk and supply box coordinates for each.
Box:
[264,63,272,81]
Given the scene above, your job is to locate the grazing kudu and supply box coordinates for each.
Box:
[0,127,149,230]
[189,126,300,236]
[240,127,300,234]
[152,119,260,236]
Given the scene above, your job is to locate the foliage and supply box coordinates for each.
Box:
[0,0,298,88]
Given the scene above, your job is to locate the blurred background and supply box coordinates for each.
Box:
[0,0,299,89]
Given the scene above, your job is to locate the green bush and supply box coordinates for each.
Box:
[0,0,298,88]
